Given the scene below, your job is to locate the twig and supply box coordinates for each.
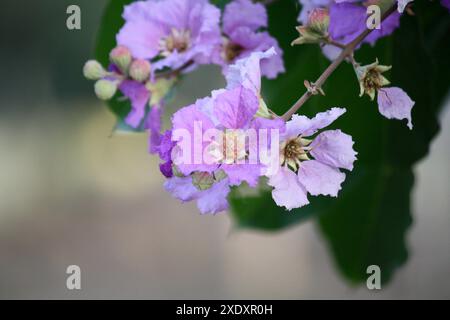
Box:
[281,4,398,121]
[154,60,194,79]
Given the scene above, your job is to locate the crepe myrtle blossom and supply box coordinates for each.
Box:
[154,49,284,214]
[267,108,357,211]
[117,0,221,73]
[158,88,283,214]
[212,0,285,79]
[355,59,415,129]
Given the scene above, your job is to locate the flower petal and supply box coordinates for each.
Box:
[164,176,200,202]
[196,178,230,214]
[223,0,267,34]
[298,160,345,197]
[286,107,346,138]
[226,48,277,94]
[119,80,150,128]
[377,87,415,130]
[268,166,309,210]
[213,86,259,129]
[310,129,357,171]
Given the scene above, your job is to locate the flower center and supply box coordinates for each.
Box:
[364,69,383,90]
[222,38,244,62]
[281,137,312,171]
[207,130,247,165]
[159,28,191,57]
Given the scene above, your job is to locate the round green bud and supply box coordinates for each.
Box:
[129,59,152,82]
[109,46,132,73]
[83,60,106,80]
[94,79,117,100]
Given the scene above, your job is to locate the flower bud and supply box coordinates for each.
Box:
[192,172,214,191]
[83,60,106,80]
[109,46,132,73]
[355,59,391,100]
[291,8,329,46]
[94,79,117,100]
[129,59,152,82]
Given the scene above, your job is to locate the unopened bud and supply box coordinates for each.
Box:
[129,59,151,82]
[192,172,214,191]
[109,46,132,73]
[94,79,117,100]
[291,8,329,46]
[83,60,106,80]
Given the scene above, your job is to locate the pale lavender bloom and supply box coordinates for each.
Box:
[268,108,357,210]
[117,0,222,72]
[213,0,284,79]
[377,87,415,130]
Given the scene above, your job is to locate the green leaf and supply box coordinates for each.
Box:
[230,1,450,285]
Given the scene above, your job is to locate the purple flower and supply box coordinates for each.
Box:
[159,49,284,214]
[117,0,222,72]
[213,0,284,79]
[377,87,415,129]
[268,108,357,210]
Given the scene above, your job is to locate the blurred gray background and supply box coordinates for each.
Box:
[0,0,449,299]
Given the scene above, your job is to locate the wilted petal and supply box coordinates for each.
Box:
[223,0,267,34]
[377,87,414,130]
[310,129,357,171]
[196,178,230,214]
[298,160,345,197]
[213,86,259,129]
[119,80,150,128]
[268,167,309,210]
[286,107,346,138]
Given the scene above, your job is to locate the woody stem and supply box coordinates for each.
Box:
[281,4,397,121]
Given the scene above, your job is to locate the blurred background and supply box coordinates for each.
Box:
[0,0,449,299]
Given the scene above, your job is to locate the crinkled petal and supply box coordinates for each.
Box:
[377,87,415,129]
[119,80,150,128]
[164,176,200,202]
[226,48,277,94]
[285,107,346,138]
[298,160,345,197]
[117,20,165,59]
[220,164,262,187]
[196,178,230,214]
[213,86,259,129]
[268,167,309,211]
[172,103,217,174]
[223,0,267,34]
[310,129,357,171]
[227,28,285,79]
[146,106,162,154]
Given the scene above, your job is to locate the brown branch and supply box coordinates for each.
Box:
[281,4,398,121]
